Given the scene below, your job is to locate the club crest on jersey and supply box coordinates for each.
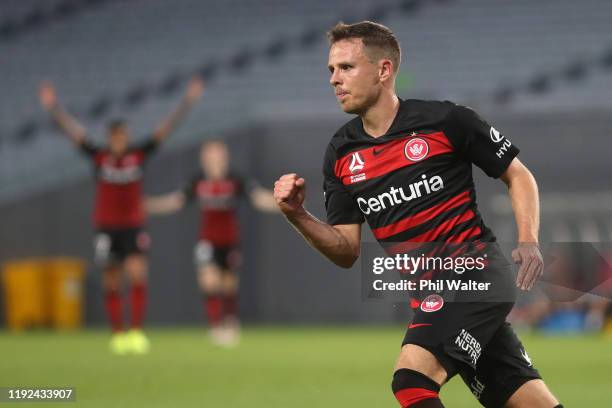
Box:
[420,294,444,312]
[405,138,429,162]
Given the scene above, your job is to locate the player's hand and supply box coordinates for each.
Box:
[185,76,205,103]
[274,173,306,217]
[512,243,544,291]
[39,81,57,110]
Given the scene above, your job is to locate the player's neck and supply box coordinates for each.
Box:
[360,93,400,138]
[204,170,227,180]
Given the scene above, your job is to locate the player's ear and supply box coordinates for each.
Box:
[379,59,393,82]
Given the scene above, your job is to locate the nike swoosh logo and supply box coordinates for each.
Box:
[372,147,387,156]
[408,323,432,329]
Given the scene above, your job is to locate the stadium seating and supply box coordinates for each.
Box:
[1,0,611,202]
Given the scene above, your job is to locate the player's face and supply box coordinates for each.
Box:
[328,39,381,115]
[108,126,130,155]
[200,142,228,179]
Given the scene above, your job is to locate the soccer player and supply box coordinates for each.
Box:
[274,22,563,408]
[145,140,278,346]
[39,77,204,354]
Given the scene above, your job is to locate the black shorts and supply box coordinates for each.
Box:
[401,243,541,407]
[94,228,149,265]
[194,241,241,270]
[402,301,541,407]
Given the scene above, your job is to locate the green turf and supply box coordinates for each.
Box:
[0,326,609,407]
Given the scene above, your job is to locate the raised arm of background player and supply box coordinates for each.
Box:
[145,184,279,215]
[274,174,361,269]
[39,77,204,146]
[274,159,543,289]
[149,76,204,144]
[39,81,88,146]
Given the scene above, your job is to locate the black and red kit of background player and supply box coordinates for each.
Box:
[39,78,204,353]
[184,170,250,326]
[145,139,278,346]
[83,137,157,331]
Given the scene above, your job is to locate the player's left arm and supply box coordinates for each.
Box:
[500,158,543,291]
[444,103,544,291]
[150,76,205,143]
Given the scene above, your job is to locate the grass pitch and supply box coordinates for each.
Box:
[0,326,609,407]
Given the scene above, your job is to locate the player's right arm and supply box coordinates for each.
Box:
[144,191,186,215]
[146,175,200,215]
[274,173,361,268]
[39,81,87,146]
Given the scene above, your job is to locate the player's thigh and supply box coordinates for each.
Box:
[198,264,223,292]
[401,301,515,392]
[218,246,241,293]
[125,253,148,282]
[102,264,122,290]
[122,229,149,282]
[194,241,223,290]
[460,322,545,407]
[94,230,117,267]
[505,379,558,408]
[221,268,239,293]
[395,344,447,385]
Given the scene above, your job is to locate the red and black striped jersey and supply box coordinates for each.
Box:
[323,99,519,248]
[183,172,256,246]
[81,139,158,228]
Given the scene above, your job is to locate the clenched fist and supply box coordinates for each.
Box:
[274,173,306,217]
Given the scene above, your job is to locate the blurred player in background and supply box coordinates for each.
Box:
[146,140,278,346]
[39,77,204,354]
[275,22,562,407]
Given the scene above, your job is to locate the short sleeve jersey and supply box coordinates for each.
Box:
[323,99,519,252]
[81,139,158,228]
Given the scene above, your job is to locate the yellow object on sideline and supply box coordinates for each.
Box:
[1,257,85,331]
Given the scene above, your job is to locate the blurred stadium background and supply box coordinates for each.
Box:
[0,0,610,406]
